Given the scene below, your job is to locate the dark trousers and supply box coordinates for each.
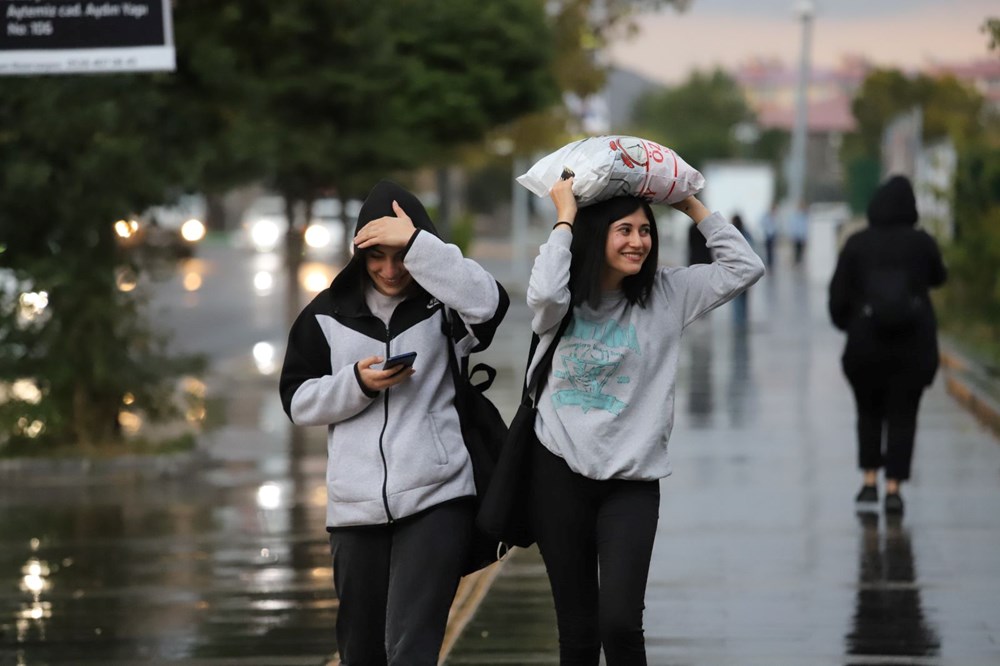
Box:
[851,383,924,481]
[529,439,660,666]
[328,500,473,666]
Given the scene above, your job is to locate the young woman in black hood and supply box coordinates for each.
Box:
[280,180,509,665]
[829,175,947,515]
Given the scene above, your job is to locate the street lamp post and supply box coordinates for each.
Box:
[787,1,815,209]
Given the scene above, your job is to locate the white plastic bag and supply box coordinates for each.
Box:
[517,135,704,206]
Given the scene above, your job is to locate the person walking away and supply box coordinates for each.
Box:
[526,177,765,665]
[279,180,509,665]
[828,175,947,516]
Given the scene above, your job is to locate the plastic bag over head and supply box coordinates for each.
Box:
[517,135,704,206]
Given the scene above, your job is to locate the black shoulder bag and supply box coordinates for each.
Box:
[475,310,573,549]
[441,308,510,574]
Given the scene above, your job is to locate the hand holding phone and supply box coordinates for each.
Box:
[380,351,417,371]
[357,352,417,393]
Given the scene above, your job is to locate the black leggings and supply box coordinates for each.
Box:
[529,439,660,666]
[851,383,925,481]
[328,500,473,666]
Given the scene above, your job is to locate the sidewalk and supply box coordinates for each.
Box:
[1,239,998,665]
[446,247,1000,666]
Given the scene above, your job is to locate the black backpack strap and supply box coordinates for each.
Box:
[523,309,573,407]
[441,306,498,392]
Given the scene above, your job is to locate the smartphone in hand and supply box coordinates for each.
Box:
[380,351,417,371]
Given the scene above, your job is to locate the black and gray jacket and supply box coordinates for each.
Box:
[279,181,509,528]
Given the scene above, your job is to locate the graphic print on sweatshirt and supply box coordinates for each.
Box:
[551,315,640,415]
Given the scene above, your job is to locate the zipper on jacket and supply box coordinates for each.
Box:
[378,325,394,523]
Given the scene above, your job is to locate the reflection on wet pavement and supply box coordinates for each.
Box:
[2,243,999,665]
[846,512,940,660]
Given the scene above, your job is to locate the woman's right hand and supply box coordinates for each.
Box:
[357,356,415,392]
[549,176,577,224]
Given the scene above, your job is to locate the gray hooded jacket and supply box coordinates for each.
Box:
[279,181,509,527]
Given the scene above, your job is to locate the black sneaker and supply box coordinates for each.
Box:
[855,485,878,504]
[884,492,904,515]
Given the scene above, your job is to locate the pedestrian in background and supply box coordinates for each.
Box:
[828,175,947,515]
[759,203,779,269]
[788,201,808,266]
[525,177,764,665]
[687,218,713,266]
[279,180,508,665]
[731,213,755,327]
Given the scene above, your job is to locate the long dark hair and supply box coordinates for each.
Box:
[569,196,659,309]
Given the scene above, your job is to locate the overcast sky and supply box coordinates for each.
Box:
[606,0,997,83]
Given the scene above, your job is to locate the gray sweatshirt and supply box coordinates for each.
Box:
[526,211,765,481]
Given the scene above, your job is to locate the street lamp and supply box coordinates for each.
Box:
[787,1,815,209]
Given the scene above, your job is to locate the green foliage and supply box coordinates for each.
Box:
[0,0,618,453]
[630,68,754,169]
[0,73,208,451]
[842,63,1000,361]
[450,213,477,256]
[940,144,1000,363]
[843,68,986,165]
[844,156,882,215]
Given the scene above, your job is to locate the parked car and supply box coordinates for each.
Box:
[240,195,357,257]
[116,194,207,259]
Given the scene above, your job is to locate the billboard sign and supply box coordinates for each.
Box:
[0,0,174,75]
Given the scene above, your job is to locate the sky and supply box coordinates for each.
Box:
[606,0,997,83]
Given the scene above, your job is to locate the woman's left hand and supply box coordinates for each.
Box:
[354,200,417,249]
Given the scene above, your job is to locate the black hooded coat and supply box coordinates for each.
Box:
[828,176,947,389]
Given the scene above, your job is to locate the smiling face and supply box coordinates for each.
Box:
[602,208,653,291]
[365,245,413,296]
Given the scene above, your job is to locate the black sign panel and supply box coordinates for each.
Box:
[1,1,174,74]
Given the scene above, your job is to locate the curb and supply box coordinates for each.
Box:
[439,552,512,664]
[940,342,1000,439]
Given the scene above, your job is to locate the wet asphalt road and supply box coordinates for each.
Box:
[2,237,999,665]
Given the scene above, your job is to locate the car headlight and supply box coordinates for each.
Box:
[180,218,207,243]
[304,223,331,249]
[250,220,281,252]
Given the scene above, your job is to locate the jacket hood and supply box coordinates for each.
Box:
[328,180,437,311]
[353,179,440,239]
[867,175,918,228]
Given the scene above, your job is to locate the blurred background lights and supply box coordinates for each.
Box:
[250,219,281,252]
[11,379,42,404]
[114,219,139,239]
[117,410,143,435]
[17,291,48,323]
[257,482,282,510]
[115,267,138,292]
[300,263,334,294]
[253,271,274,293]
[183,271,203,292]
[253,342,276,375]
[180,218,207,242]
[304,223,331,249]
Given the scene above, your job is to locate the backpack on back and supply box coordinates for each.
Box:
[861,267,922,336]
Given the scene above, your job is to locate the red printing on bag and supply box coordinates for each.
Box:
[608,137,675,199]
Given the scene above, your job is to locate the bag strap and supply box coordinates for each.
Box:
[441,306,497,392]
[523,308,574,407]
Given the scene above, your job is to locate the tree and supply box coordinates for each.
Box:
[0,75,204,451]
[630,68,754,170]
[939,19,1000,362]
[0,0,561,451]
[841,68,988,213]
